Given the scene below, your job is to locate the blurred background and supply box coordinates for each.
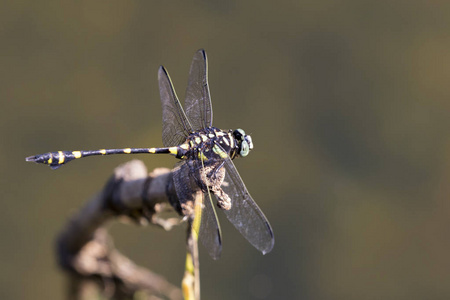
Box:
[2,1,450,299]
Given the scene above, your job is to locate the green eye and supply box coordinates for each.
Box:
[234,128,245,140]
[240,141,249,157]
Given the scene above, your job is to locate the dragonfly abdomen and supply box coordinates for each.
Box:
[26,151,80,169]
[26,146,184,169]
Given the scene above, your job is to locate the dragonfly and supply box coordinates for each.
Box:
[26,49,274,259]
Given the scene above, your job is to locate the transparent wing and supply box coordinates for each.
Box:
[197,151,222,259]
[158,66,193,147]
[184,49,213,131]
[198,183,222,260]
[173,160,222,259]
[216,144,275,255]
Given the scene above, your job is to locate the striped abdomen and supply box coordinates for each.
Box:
[26,146,187,169]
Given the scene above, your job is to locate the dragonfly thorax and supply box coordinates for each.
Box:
[177,127,238,161]
[177,127,253,162]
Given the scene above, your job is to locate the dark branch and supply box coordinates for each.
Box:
[56,160,183,300]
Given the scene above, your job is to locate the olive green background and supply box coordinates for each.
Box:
[2,1,450,299]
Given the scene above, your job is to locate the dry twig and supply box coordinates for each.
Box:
[56,160,184,300]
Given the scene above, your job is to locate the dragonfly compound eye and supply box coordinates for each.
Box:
[240,140,250,157]
[233,128,246,141]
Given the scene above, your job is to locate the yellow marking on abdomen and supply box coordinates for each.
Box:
[200,134,208,142]
[72,151,82,158]
[149,148,156,153]
[100,149,106,155]
[169,147,178,155]
[180,143,189,150]
[123,148,131,154]
[47,155,53,164]
[194,137,201,144]
[58,151,65,164]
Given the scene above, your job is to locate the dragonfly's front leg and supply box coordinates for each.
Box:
[211,161,225,180]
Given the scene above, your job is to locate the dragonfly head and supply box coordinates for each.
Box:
[233,128,253,157]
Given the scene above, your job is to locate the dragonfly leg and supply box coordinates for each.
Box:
[211,161,225,180]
